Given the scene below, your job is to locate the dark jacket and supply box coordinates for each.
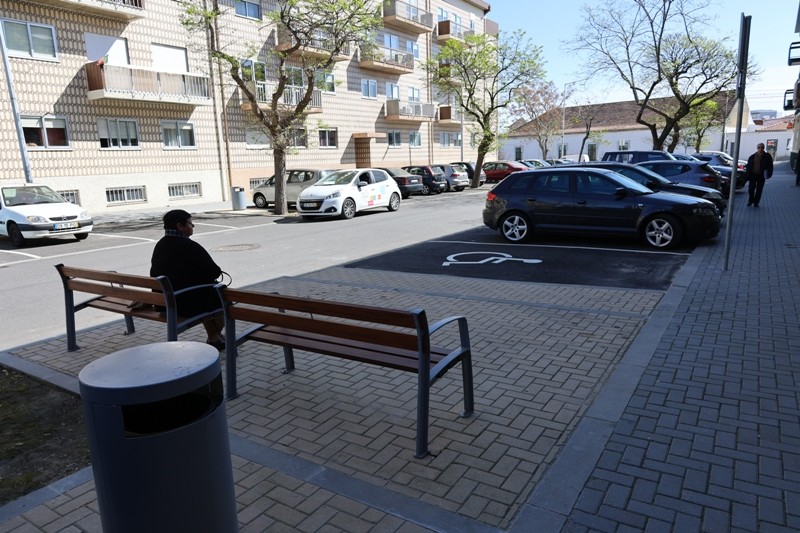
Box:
[150,235,222,314]
[745,151,774,180]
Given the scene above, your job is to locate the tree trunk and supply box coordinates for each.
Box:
[272,148,288,215]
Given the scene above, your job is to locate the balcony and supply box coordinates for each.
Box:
[37,0,145,20]
[785,88,797,112]
[382,0,434,34]
[275,28,349,61]
[384,99,435,122]
[789,42,800,66]
[358,45,414,75]
[436,20,472,43]
[437,60,462,86]
[84,62,211,105]
[437,105,463,125]
[240,81,322,114]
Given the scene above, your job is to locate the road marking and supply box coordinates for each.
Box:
[442,251,542,266]
[90,233,156,242]
[431,239,691,256]
[0,249,41,260]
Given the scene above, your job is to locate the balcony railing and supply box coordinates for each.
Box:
[385,99,435,122]
[437,104,463,124]
[37,0,145,20]
[275,28,349,61]
[436,20,472,42]
[382,0,434,34]
[790,42,800,66]
[85,62,211,105]
[358,44,414,74]
[241,81,322,113]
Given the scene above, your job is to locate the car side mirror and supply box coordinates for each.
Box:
[358,181,368,188]
[614,187,629,198]
[647,180,660,190]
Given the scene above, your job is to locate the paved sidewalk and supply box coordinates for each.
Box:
[1,163,798,532]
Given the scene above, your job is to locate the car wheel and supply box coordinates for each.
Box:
[7,222,25,247]
[387,192,400,212]
[340,198,356,219]
[421,184,431,195]
[74,233,88,241]
[456,187,465,192]
[500,213,531,243]
[445,182,451,192]
[401,193,410,200]
[254,194,268,209]
[643,214,682,249]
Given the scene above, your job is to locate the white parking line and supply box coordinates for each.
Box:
[431,239,692,256]
[0,249,41,259]
[90,233,156,242]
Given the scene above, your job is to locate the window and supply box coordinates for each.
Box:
[453,14,462,28]
[97,118,139,149]
[406,40,419,59]
[386,82,400,100]
[618,140,630,150]
[409,131,421,147]
[235,0,261,19]
[317,71,335,93]
[161,121,196,148]
[2,20,57,59]
[514,147,522,160]
[471,133,479,147]
[454,133,462,147]
[408,87,421,103]
[319,128,337,148]
[245,128,271,148]
[361,79,377,99]
[440,132,451,147]
[559,143,567,157]
[106,185,146,204]
[383,32,400,50]
[241,59,267,82]
[168,182,202,199]
[437,8,448,21]
[388,131,401,147]
[22,116,69,149]
[289,128,307,148]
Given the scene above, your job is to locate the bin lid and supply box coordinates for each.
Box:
[79,341,221,405]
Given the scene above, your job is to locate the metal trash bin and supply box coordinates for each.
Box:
[79,341,238,533]
[231,186,247,210]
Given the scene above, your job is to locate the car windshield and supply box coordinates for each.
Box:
[451,164,467,172]
[315,170,359,186]
[383,168,411,176]
[604,173,653,195]
[2,186,66,206]
[612,166,671,185]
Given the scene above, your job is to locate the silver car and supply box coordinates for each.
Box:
[432,163,469,192]
[252,169,335,208]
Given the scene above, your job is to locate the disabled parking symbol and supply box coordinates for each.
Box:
[442,251,543,267]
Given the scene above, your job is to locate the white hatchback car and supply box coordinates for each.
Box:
[296,169,401,220]
[1,185,93,247]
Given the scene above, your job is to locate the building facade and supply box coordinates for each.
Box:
[0,0,494,214]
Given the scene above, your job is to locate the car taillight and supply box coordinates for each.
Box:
[701,176,716,183]
[486,192,497,201]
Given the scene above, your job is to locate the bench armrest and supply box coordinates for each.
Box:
[429,315,470,348]
[173,282,220,298]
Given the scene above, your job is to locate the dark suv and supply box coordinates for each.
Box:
[601,150,676,163]
[402,165,447,195]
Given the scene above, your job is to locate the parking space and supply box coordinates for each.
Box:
[346,228,692,290]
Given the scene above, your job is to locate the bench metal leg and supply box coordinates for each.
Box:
[282,346,295,374]
[415,371,431,458]
[64,291,79,352]
[123,315,135,336]
[224,315,238,400]
[461,351,475,418]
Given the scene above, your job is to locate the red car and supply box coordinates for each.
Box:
[482,161,528,182]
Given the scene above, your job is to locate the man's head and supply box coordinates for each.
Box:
[757,143,765,152]
[162,209,194,236]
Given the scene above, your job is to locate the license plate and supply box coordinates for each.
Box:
[410,179,419,184]
[300,202,317,209]
[54,222,78,230]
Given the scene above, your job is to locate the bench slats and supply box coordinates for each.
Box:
[58,266,163,290]
[67,279,166,306]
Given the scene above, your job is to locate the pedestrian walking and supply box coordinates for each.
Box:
[745,143,773,207]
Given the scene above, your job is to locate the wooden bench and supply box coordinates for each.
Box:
[55,264,222,351]
[216,286,475,458]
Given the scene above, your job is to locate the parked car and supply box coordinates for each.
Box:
[692,151,747,189]
[482,167,720,249]
[252,169,335,208]
[432,163,469,192]
[402,165,447,195]
[483,160,528,182]
[519,159,552,169]
[297,169,401,220]
[0,185,93,247]
[635,160,726,193]
[563,161,727,216]
[450,161,486,186]
[377,168,424,199]
[601,150,676,163]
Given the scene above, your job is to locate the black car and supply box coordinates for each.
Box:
[482,167,720,249]
[562,162,728,216]
[377,168,424,199]
[402,165,447,195]
[635,160,727,194]
[601,150,676,163]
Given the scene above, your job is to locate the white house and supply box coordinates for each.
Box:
[500,91,794,162]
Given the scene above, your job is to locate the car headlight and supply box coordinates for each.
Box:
[703,192,723,200]
[26,215,49,223]
[325,191,341,200]
[79,211,90,219]
[693,205,716,216]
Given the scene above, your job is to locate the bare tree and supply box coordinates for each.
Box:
[507,81,568,159]
[570,0,739,150]
[427,30,544,187]
[181,0,381,214]
[570,100,603,159]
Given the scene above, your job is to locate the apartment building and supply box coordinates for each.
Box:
[0,0,495,214]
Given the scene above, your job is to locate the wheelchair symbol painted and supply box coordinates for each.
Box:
[442,251,543,266]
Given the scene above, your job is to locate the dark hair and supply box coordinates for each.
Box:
[162,209,192,230]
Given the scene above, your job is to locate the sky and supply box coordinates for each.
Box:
[486,0,799,115]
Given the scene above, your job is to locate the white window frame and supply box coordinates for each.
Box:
[161,120,196,149]
[386,82,400,100]
[97,118,140,149]
[318,71,335,93]
[454,132,462,148]
[406,40,419,59]
[22,115,70,150]
[361,79,377,99]
[409,131,421,147]
[440,132,451,147]
[388,131,402,147]
[618,139,630,150]
[437,8,448,21]
[408,86,421,103]
[319,128,338,148]
[2,19,57,60]
[235,0,261,20]
[289,127,308,148]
